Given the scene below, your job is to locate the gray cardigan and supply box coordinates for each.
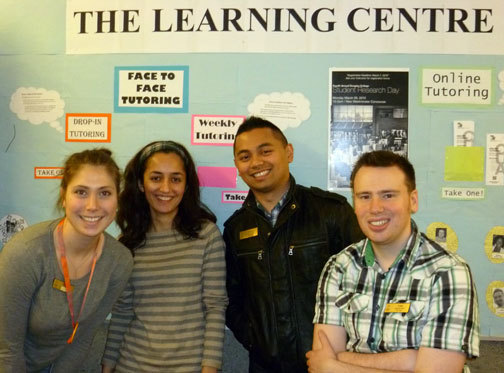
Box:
[0,219,133,373]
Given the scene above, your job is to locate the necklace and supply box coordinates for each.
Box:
[56,218,100,344]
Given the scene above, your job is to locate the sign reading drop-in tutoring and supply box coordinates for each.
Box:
[114,66,189,113]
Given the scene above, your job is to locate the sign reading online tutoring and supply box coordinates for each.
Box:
[421,68,492,105]
[114,66,189,113]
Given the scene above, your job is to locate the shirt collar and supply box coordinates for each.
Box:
[256,188,289,226]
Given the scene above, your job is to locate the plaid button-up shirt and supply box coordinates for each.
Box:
[314,221,480,365]
[256,191,289,227]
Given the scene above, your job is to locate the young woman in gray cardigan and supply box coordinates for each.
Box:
[102,141,227,373]
[0,149,133,373]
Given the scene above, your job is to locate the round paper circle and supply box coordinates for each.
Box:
[426,222,458,253]
[484,226,504,264]
[0,214,29,247]
[486,281,504,317]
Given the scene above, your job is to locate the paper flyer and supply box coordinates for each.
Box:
[453,120,474,147]
[328,68,409,190]
[486,133,504,186]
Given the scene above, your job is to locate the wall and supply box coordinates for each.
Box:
[1,0,503,338]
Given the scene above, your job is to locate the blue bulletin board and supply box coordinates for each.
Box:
[1,0,503,337]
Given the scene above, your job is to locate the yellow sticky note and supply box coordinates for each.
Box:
[444,146,484,181]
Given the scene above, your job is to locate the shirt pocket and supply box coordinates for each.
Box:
[382,300,426,349]
[336,292,371,313]
[289,237,329,284]
[335,292,372,342]
[385,300,426,322]
[236,247,268,282]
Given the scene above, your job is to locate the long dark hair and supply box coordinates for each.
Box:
[117,141,216,254]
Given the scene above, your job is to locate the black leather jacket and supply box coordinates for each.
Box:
[224,177,363,372]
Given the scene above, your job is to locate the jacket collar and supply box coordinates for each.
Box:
[243,175,298,226]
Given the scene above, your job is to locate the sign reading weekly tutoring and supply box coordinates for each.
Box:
[191,115,245,146]
[114,66,189,113]
[66,0,504,55]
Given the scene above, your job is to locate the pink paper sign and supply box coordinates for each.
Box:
[198,166,237,188]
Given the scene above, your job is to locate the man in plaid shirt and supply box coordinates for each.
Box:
[307,151,479,373]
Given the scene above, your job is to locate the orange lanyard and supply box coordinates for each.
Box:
[56,219,98,344]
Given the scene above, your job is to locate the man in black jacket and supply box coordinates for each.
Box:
[224,116,363,372]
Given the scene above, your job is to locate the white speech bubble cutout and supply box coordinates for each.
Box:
[247,92,311,131]
[498,70,504,105]
[9,87,65,132]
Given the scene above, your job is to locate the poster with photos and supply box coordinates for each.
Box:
[328,68,409,190]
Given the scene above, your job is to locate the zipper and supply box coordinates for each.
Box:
[237,249,264,260]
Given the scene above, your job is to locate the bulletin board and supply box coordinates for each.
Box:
[0,0,503,337]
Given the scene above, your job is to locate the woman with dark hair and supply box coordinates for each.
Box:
[102,141,228,373]
[0,148,133,373]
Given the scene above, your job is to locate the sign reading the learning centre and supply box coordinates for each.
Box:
[114,66,189,113]
[66,0,504,55]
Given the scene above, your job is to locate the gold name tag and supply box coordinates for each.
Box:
[52,278,73,293]
[384,303,410,313]
[239,227,258,240]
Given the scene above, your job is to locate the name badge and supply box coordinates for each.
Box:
[240,227,258,240]
[384,303,410,313]
[52,278,73,293]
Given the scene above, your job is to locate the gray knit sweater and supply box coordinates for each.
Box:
[102,221,228,372]
[0,219,133,373]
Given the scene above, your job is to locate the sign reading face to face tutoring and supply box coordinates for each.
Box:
[114,66,189,113]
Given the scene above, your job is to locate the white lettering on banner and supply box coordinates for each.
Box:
[191,115,245,146]
[66,0,504,55]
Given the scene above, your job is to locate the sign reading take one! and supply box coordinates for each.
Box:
[34,167,64,179]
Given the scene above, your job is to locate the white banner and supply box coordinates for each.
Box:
[66,0,504,55]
